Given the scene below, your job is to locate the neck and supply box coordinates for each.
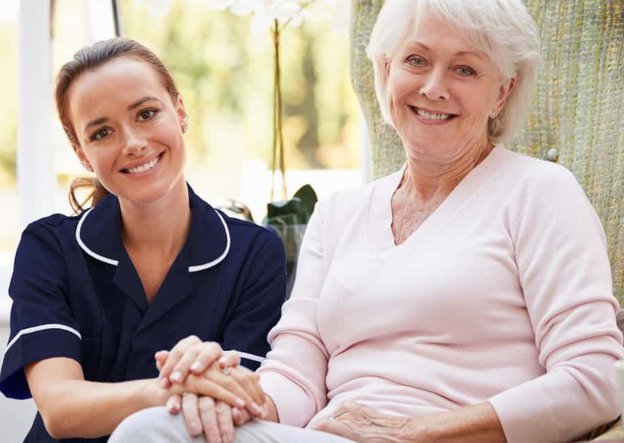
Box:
[119,180,191,259]
[401,139,494,204]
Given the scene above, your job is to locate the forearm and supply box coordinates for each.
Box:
[35,377,167,439]
[405,402,505,443]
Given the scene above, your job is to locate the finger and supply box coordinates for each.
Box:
[170,347,201,384]
[215,401,235,443]
[231,407,253,426]
[183,374,246,409]
[182,392,203,437]
[218,351,241,368]
[204,367,263,415]
[198,396,220,443]
[166,394,182,414]
[155,350,169,371]
[314,420,358,440]
[230,366,265,406]
[190,343,224,375]
[158,335,201,387]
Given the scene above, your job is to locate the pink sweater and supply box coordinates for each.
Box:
[257,146,624,443]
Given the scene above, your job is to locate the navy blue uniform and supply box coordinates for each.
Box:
[0,186,286,442]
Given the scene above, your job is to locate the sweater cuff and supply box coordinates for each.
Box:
[259,372,316,427]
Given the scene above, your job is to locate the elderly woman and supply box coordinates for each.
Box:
[111,0,624,442]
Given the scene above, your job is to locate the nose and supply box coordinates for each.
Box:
[121,126,147,155]
[419,67,449,101]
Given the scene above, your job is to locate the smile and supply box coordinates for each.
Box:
[122,153,162,174]
[409,106,456,121]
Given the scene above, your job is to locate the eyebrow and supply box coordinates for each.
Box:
[84,96,163,131]
[407,42,485,60]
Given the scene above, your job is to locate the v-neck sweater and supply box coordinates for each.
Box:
[257,146,624,443]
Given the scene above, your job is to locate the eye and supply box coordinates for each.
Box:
[91,127,112,141]
[454,65,476,76]
[405,55,427,67]
[138,109,158,121]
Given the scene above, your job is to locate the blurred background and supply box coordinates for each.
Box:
[0,0,364,439]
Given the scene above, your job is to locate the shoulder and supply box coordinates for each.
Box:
[221,211,283,249]
[495,146,581,188]
[20,213,81,248]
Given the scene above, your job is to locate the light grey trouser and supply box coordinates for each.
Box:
[109,406,357,443]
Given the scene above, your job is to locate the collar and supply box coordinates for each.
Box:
[75,185,230,272]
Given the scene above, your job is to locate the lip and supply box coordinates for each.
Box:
[120,152,164,175]
[408,105,458,125]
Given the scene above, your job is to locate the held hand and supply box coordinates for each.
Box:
[167,392,236,443]
[161,359,267,417]
[155,336,227,388]
[314,402,412,443]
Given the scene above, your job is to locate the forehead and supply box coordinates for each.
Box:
[66,57,168,117]
[401,12,488,59]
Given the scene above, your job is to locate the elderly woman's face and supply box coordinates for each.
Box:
[386,13,513,160]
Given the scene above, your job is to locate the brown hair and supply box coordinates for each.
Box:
[55,38,180,213]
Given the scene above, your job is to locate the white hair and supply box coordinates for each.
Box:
[366,0,540,143]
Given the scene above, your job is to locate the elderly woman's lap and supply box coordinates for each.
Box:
[109,406,356,443]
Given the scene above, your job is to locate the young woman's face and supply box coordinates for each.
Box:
[67,57,188,206]
[385,13,513,162]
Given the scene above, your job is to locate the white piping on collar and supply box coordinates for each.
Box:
[188,210,231,272]
[76,208,119,266]
[76,206,230,271]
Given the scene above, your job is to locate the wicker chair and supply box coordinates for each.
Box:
[349,0,624,440]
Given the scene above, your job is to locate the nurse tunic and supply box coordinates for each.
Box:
[0,185,287,442]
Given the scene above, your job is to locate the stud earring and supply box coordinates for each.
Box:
[490,111,497,119]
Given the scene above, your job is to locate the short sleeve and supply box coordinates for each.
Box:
[0,219,82,399]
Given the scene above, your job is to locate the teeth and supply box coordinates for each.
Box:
[415,108,451,120]
[127,155,160,174]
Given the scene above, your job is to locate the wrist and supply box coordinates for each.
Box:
[143,378,172,407]
[263,395,279,422]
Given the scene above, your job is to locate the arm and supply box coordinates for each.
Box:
[221,229,288,370]
[25,357,167,439]
[488,165,624,442]
[26,354,255,439]
[256,202,333,426]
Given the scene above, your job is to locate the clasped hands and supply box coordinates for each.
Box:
[154,337,414,443]
[154,336,266,443]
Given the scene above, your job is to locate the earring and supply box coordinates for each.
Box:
[490,111,497,119]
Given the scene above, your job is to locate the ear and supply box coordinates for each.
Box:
[72,143,93,172]
[494,77,516,114]
[175,95,189,133]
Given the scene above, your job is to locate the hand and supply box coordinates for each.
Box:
[156,336,225,388]
[314,402,411,443]
[167,392,236,443]
[156,343,267,417]
[165,392,256,443]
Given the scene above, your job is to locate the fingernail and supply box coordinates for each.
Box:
[235,398,246,408]
[171,372,182,383]
[190,421,201,436]
[190,362,202,372]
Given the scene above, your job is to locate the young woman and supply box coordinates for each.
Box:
[0,38,285,442]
